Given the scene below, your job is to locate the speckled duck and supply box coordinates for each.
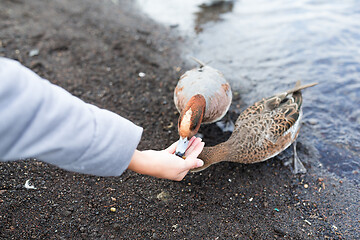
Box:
[192,81,317,174]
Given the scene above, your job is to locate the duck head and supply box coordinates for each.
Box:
[175,94,206,157]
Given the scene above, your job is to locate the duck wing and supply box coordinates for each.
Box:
[195,81,317,166]
[235,81,317,140]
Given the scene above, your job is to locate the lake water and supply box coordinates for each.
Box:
[137,0,360,180]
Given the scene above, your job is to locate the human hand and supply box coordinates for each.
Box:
[128,137,204,181]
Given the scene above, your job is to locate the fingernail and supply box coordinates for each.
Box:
[197,160,204,167]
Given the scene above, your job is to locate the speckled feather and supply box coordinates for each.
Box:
[193,81,317,172]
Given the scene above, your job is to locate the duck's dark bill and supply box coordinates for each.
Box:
[175,151,185,158]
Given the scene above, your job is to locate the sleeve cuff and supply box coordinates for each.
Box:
[61,105,143,176]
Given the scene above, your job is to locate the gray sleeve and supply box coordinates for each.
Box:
[0,57,143,176]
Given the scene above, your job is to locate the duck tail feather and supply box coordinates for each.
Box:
[287,82,318,95]
[191,57,207,68]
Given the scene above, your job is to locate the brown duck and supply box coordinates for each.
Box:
[174,58,232,157]
[192,81,318,174]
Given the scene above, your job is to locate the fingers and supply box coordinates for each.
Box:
[165,136,197,154]
[185,137,202,157]
[185,139,204,159]
[182,158,204,174]
[183,144,204,169]
[164,136,205,181]
[183,137,204,170]
[186,136,197,151]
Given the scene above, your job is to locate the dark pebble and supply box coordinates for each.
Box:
[273,225,286,236]
[62,210,72,217]
[113,223,121,231]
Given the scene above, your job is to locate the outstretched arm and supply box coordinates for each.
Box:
[0,57,142,176]
[0,57,204,180]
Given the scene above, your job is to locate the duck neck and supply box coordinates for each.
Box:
[195,137,250,172]
[196,143,230,171]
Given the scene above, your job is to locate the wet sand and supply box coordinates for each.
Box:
[0,0,359,239]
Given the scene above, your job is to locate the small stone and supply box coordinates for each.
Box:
[29,49,39,57]
[24,179,36,189]
[164,122,173,129]
[111,197,116,201]
[110,207,116,212]
[304,184,309,189]
[273,225,286,236]
[307,118,318,125]
[113,223,121,231]
[249,197,253,202]
[304,219,311,225]
[157,191,170,202]
[138,72,146,78]
[62,210,72,217]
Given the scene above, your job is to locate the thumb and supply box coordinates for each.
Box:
[183,157,204,171]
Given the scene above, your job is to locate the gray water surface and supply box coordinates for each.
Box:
[137,0,360,180]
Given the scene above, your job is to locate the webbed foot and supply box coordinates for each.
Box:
[195,133,204,139]
[216,115,234,133]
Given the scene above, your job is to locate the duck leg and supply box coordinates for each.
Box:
[216,114,235,133]
[284,141,307,174]
[195,132,204,139]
